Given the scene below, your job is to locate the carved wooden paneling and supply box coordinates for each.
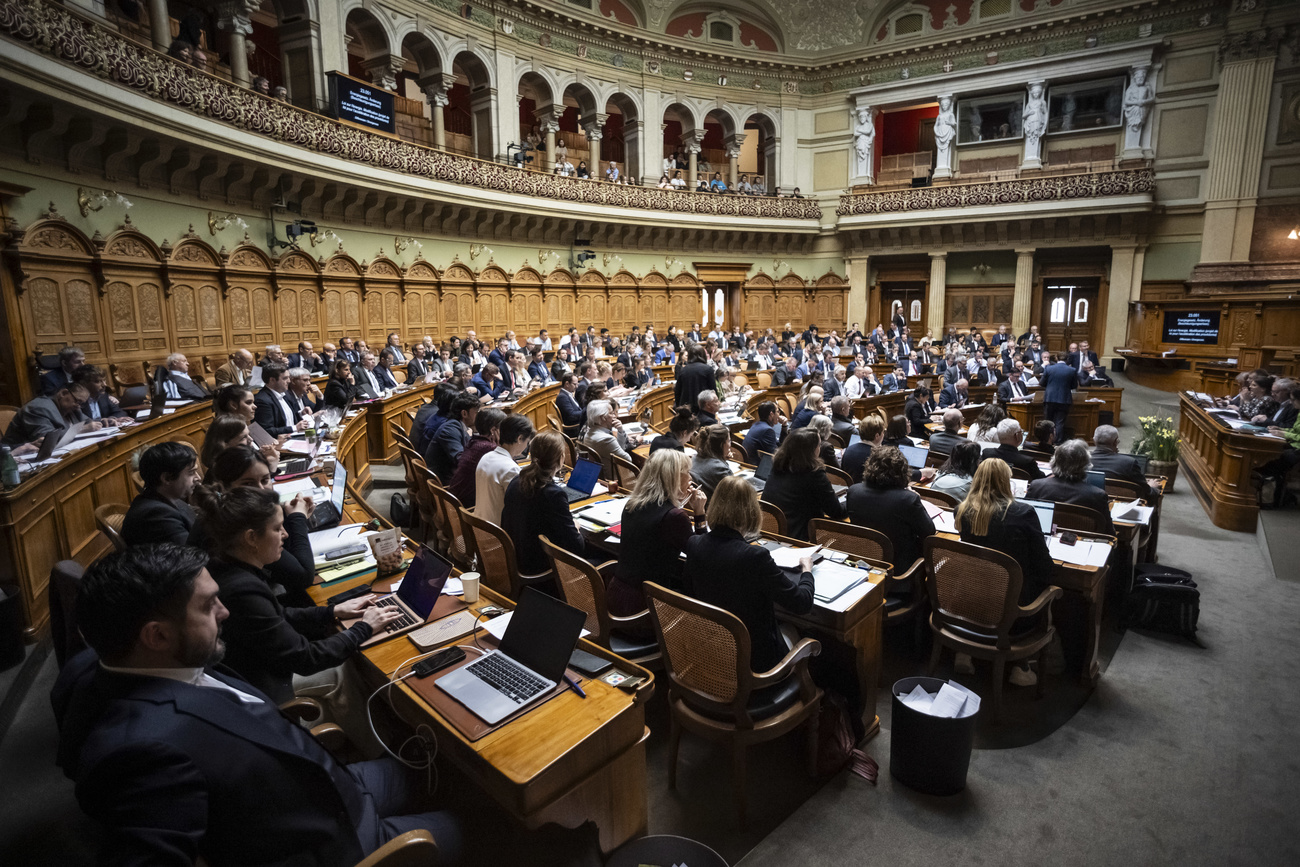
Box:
[513,291,543,336]
[669,292,695,326]
[251,287,274,345]
[442,291,475,335]
[478,290,510,336]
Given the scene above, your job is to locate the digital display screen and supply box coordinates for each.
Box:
[328,72,395,135]
[1162,311,1220,345]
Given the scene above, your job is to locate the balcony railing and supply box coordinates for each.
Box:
[0,0,823,222]
[836,169,1156,217]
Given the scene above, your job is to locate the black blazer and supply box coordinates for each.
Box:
[1090,448,1147,487]
[121,489,195,547]
[839,442,873,485]
[682,527,814,673]
[189,512,317,603]
[500,478,585,575]
[674,362,716,412]
[957,501,1052,606]
[556,389,583,434]
[253,387,299,436]
[52,651,374,867]
[983,444,1045,480]
[845,484,936,569]
[1026,477,1115,535]
[208,557,371,703]
[760,468,845,542]
[405,357,428,380]
[927,430,965,456]
[997,379,1031,403]
[154,368,209,401]
[285,389,318,417]
[831,414,856,444]
[938,384,966,408]
[323,377,359,409]
[83,392,129,420]
[903,397,931,439]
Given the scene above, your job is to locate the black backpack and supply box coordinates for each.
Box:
[1123,565,1202,645]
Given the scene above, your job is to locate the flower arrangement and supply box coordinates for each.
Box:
[1133,415,1180,462]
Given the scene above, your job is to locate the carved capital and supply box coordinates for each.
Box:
[362,54,406,91]
[1218,27,1290,64]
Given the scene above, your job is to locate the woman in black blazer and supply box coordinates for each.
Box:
[760,428,845,541]
[903,386,934,439]
[192,485,401,703]
[845,446,936,569]
[322,358,360,409]
[683,476,815,673]
[880,414,914,448]
[500,431,585,575]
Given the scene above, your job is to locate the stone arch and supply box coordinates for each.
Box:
[742,109,780,192]
[447,48,495,160]
[603,90,642,180]
[343,5,397,89]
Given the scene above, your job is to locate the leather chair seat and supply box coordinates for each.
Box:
[681,673,802,722]
[609,631,658,658]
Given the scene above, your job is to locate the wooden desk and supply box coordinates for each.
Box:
[1178,393,1286,532]
[361,384,435,466]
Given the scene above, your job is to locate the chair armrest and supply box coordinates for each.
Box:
[893,557,925,583]
[279,696,324,724]
[596,560,618,582]
[354,830,438,867]
[752,637,822,689]
[608,609,654,632]
[1017,585,1063,618]
[309,723,348,753]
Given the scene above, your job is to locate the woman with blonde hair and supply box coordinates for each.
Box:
[690,423,733,495]
[501,430,586,575]
[953,458,1053,685]
[682,476,815,672]
[607,449,707,617]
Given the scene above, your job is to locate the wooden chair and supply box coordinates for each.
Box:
[611,453,639,489]
[923,536,1062,721]
[93,503,130,552]
[731,374,748,390]
[460,508,553,600]
[759,500,787,537]
[824,465,852,486]
[808,519,926,629]
[546,415,561,432]
[0,405,18,436]
[558,432,579,468]
[829,433,847,449]
[1052,502,1115,536]
[539,536,659,667]
[576,440,603,470]
[727,441,751,465]
[730,433,752,464]
[756,371,772,389]
[355,830,440,867]
[109,361,147,392]
[643,581,823,825]
[427,484,472,570]
[915,487,961,511]
[1021,448,1053,463]
[1106,476,1156,504]
[1010,466,1032,481]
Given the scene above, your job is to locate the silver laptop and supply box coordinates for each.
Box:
[1017,498,1056,535]
[436,588,587,725]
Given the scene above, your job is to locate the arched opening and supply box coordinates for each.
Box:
[396,32,444,148]
[517,71,556,169]
[662,103,697,185]
[344,8,392,88]
[743,112,778,194]
[702,109,736,186]
[558,82,598,175]
[605,92,640,182]
[451,52,493,159]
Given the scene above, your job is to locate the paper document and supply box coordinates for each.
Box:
[1112,500,1153,525]
[482,611,589,642]
[164,400,192,407]
[771,545,821,570]
[1049,537,1110,567]
[921,500,943,520]
[811,561,867,603]
[281,439,315,455]
[574,498,627,526]
[899,681,980,719]
[308,524,378,558]
[1011,479,1028,497]
[820,578,876,613]
[933,510,958,534]
[136,408,175,418]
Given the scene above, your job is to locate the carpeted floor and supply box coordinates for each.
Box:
[3,371,1297,866]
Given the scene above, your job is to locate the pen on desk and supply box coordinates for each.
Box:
[563,673,587,698]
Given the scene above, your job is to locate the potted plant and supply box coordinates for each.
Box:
[1133,415,1180,490]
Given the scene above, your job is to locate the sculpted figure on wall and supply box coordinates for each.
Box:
[933,94,957,179]
[1022,81,1048,169]
[1122,66,1156,157]
[853,106,876,181]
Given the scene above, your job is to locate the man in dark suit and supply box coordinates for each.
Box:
[1090,424,1154,490]
[487,337,511,370]
[286,340,327,374]
[673,345,717,412]
[384,332,407,364]
[982,419,1045,480]
[695,390,721,427]
[829,396,856,444]
[39,345,86,396]
[428,392,478,480]
[997,368,1031,403]
[253,363,308,436]
[823,368,847,399]
[742,402,784,459]
[927,409,966,456]
[771,356,801,388]
[121,442,200,546]
[1077,359,1113,388]
[1066,340,1100,373]
[73,365,129,425]
[352,352,383,398]
[53,545,462,867]
[2,383,96,448]
[528,348,553,386]
[154,354,209,401]
[285,367,322,417]
[938,378,969,409]
[1040,351,1077,441]
[337,337,360,364]
[374,350,400,390]
[1026,438,1115,535]
[1256,378,1298,427]
[555,373,584,436]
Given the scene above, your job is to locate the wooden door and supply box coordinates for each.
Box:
[1041,278,1099,350]
[880,281,926,333]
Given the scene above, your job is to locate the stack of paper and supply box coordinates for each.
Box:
[574,499,627,526]
[1049,536,1111,567]
[899,681,981,719]
[811,561,867,603]
[1112,500,1153,525]
[771,545,821,570]
[933,510,958,534]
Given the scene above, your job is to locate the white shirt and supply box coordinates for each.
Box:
[843,376,869,399]
[162,369,193,400]
[271,387,297,427]
[100,662,263,704]
[540,338,552,350]
[475,446,520,526]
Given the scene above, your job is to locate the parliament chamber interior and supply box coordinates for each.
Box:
[0,0,1298,863]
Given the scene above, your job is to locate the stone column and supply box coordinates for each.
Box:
[580,113,607,173]
[217,0,259,88]
[927,252,947,338]
[418,73,456,151]
[148,0,170,51]
[683,136,701,187]
[1200,35,1280,262]
[1104,244,1144,365]
[1012,248,1035,337]
[847,256,870,331]
[362,55,404,91]
[724,135,745,187]
[541,115,560,172]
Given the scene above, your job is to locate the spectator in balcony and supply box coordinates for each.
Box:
[272,85,289,101]
[555,135,568,165]
[658,174,671,189]
[670,170,686,189]
[252,76,270,95]
[709,172,729,194]
[736,174,754,195]
[752,176,767,196]
[695,178,709,192]
[789,187,804,198]
[605,162,621,182]
[576,160,590,178]
[167,39,193,64]
[190,48,208,72]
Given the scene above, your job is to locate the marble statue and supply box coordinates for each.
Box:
[1022,82,1048,167]
[934,95,957,178]
[1122,67,1155,155]
[853,107,876,179]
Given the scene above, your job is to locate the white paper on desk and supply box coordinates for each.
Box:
[1049,537,1110,567]
[281,439,315,455]
[811,561,867,603]
[821,577,876,613]
[164,399,193,407]
[274,477,317,498]
[442,577,463,596]
[308,524,378,558]
[933,510,957,533]
[136,408,176,418]
[1011,479,1028,497]
[771,545,821,570]
[1112,500,1152,525]
[921,500,943,519]
[574,498,627,526]
[482,611,589,642]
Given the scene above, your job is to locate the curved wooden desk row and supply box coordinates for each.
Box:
[1178,394,1286,532]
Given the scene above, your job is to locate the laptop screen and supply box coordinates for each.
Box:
[754,452,774,480]
[1085,470,1107,490]
[1017,498,1056,534]
[846,433,862,448]
[898,444,928,470]
[394,546,453,618]
[1119,452,1150,474]
[499,588,588,683]
[329,460,348,511]
[566,459,602,495]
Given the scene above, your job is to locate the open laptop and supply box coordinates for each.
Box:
[1085,470,1107,490]
[307,459,347,531]
[338,545,453,648]
[1017,498,1056,535]
[747,359,760,371]
[436,588,588,725]
[562,458,604,503]
[741,452,775,492]
[35,421,87,462]
[898,443,929,471]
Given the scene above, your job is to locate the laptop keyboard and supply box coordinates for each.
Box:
[467,654,547,703]
[374,595,417,632]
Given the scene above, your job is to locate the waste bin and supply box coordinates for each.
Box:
[0,584,26,672]
[606,835,728,867]
[889,676,979,796]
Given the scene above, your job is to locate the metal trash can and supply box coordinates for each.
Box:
[0,584,26,672]
[889,676,979,796]
[606,835,728,867]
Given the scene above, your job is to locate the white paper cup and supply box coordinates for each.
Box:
[460,572,481,604]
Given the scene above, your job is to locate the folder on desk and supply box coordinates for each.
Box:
[811,561,868,603]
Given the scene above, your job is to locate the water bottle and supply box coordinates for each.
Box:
[0,446,19,489]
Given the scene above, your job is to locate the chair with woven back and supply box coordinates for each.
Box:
[758,500,787,537]
[459,508,553,601]
[824,465,852,487]
[731,374,748,390]
[1051,502,1115,537]
[538,536,659,667]
[109,361,147,393]
[1009,466,1032,481]
[576,440,603,470]
[642,581,823,825]
[395,444,433,539]
[755,371,772,389]
[611,454,639,489]
[923,536,1063,721]
[427,484,473,570]
[829,433,848,450]
[94,503,130,553]
[808,518,925,631]
[915,487,961,511]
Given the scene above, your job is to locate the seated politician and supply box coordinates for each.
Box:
[760,428,845,541]
[121,442,201,547]
[846,446,936,570]
[1090,424,1157,493]
[253,363,311,437]
[981,419,1045,480]
[2,382,98,450]
[840,413,885,485]
[1026,438,1115,535]
[53,545,462,866]
[501,431,585,575]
